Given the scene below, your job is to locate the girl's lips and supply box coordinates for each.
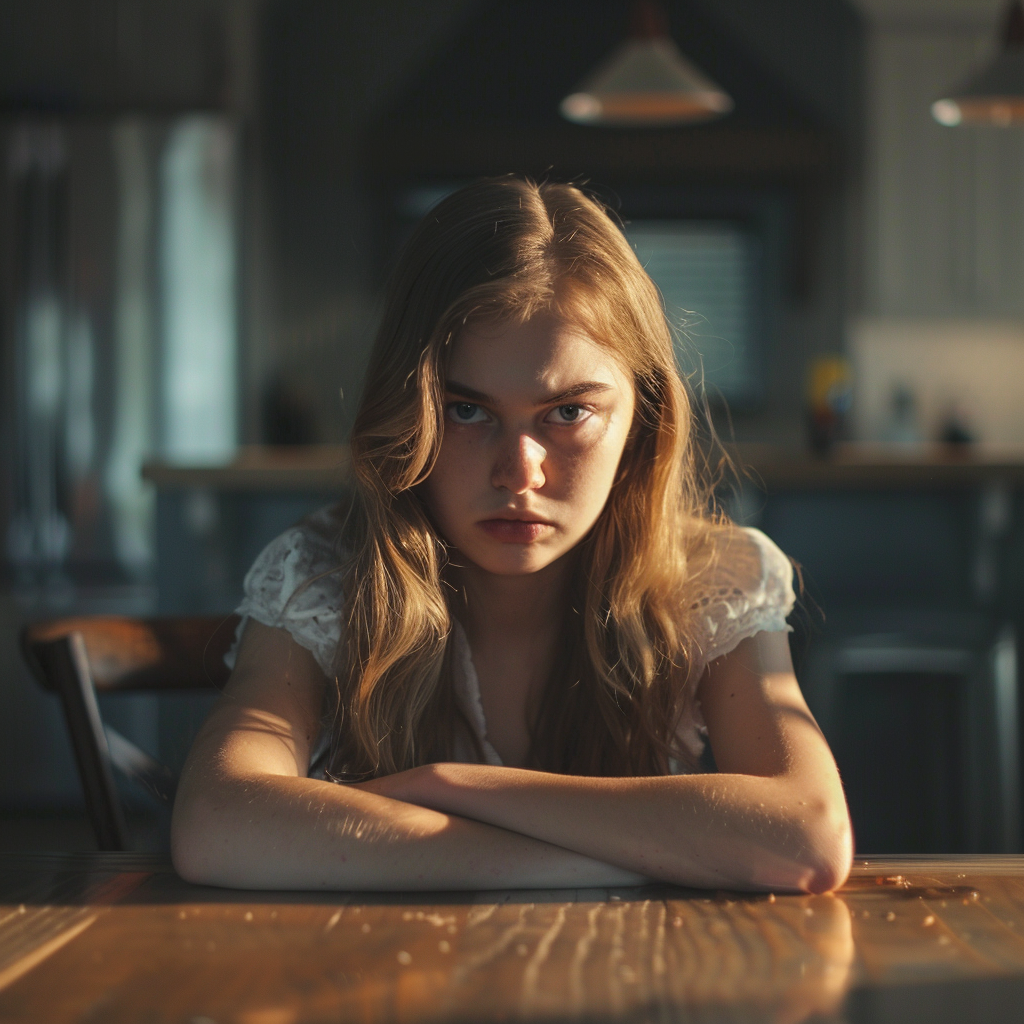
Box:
[478,519,552,543]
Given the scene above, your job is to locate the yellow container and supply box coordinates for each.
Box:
[806,355,852,454]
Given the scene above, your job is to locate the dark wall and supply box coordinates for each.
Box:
[257,0,477,442]
[259,0,866,444]
[0,0,227,111]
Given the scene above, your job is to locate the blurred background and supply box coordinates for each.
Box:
[3,0,1024,856]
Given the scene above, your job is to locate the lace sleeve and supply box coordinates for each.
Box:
[225,505,347,678]
[695,527,796,665]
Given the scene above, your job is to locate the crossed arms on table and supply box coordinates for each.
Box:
[171,621,853,894]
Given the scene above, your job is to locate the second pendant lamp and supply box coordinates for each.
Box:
[932,0,1024,126]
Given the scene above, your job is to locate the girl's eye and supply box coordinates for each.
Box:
[447,402,487,424]
[547,404,589,424]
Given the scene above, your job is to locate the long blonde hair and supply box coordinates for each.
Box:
[330,177,721,779]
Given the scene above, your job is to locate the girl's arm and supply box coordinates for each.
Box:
[356,631,853,894]
[170,621,646,890]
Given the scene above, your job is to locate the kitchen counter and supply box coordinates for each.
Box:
[142,443,1024,492]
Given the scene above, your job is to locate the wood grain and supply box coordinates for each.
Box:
[2,855,1024,1023]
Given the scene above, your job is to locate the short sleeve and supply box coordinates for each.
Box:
[693,527,796,666]
[225,505,347,678]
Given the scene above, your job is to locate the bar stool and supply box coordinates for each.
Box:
[801,608,1019,854]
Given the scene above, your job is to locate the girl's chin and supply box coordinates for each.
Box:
[474,557,557,576]
[458,544,564,577]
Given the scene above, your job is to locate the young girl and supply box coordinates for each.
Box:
[171,178,852,894]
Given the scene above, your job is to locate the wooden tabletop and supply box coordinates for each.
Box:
[3,854,1024,1022]
[141,443,1024,493]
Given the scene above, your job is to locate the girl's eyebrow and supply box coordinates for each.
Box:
[445,380,614,405]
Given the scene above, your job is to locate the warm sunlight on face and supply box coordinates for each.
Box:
[421,310,635,576]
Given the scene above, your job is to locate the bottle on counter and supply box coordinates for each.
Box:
[806,355,853,456]
[937,401,976,448]
[881,383,923,447]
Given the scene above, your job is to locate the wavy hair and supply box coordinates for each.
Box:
[327,177,723,780]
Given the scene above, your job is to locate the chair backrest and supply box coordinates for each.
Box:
[20,614,241,852]
[22,615,239,694]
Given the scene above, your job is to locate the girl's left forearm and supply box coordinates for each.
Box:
[364,763,852,893]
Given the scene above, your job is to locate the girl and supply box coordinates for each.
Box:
[171,178,852,894]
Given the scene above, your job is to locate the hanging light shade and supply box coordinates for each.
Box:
[932,0,1024,126]
[560,0,733,127]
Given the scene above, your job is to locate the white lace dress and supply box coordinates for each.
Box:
[227,505,796,774]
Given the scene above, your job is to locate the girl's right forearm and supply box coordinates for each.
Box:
[170,770,645,891]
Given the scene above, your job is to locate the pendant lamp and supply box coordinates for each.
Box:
[560,0,733,127]
[932,0,1024,126]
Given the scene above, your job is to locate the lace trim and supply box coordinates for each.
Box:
[227,506,345,676]
[693,527,795,664]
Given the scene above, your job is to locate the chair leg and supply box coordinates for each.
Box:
[993,626,1020,852]
[35,634,128,851]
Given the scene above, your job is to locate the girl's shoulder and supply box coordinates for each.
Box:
[228,504,349,677]
[688,524,796,666]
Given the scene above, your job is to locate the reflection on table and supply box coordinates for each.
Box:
[4,854,1024,1022]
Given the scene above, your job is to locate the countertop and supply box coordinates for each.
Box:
[142,443,1024,492]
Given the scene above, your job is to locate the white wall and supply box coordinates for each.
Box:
[859,2,1024,316]
[852,317,1024,443]
[849,0,1024,442]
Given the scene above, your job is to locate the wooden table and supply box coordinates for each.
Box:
[4,855,1024,1023]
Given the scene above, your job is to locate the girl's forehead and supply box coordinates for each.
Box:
[448,311,629,387]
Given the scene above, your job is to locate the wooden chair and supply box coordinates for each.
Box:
[20,615,240,851]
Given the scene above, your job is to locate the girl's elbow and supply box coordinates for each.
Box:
[798,801,854,894]
[801,846,852,894]
[750,799,853,894]
[170,831,210,886]
[170,790,229,886]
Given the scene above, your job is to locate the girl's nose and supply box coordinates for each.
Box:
[492,432,547,493]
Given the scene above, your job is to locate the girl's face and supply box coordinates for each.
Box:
[422,309,636,576]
